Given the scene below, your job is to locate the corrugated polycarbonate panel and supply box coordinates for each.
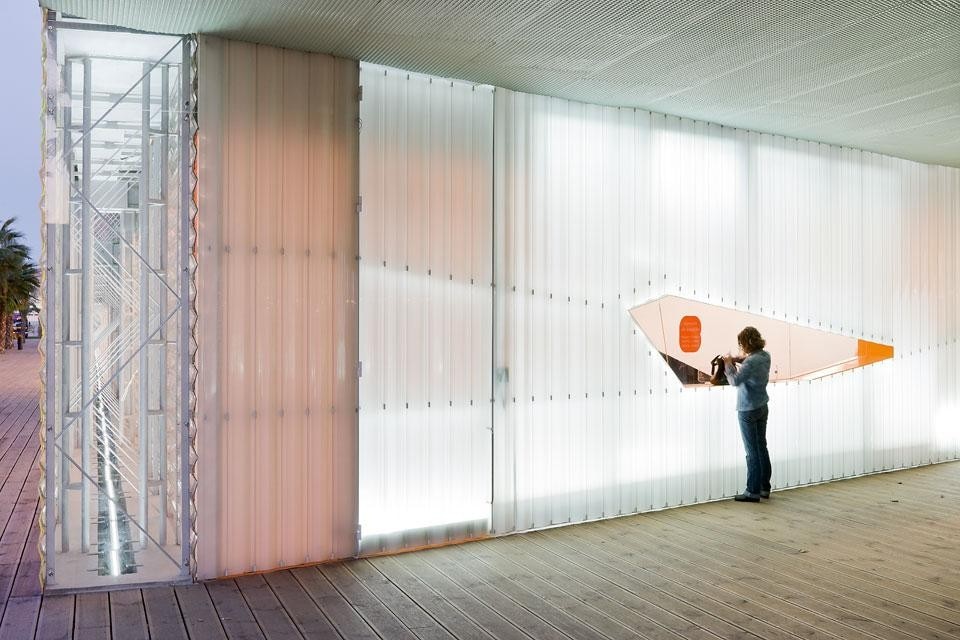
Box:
[195,36,359,578]
[493,88,960,535]
[358,64,494,553]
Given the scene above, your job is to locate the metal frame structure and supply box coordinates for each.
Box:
[41,13,193,589]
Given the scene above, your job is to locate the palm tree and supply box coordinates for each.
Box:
[0,218,39,351]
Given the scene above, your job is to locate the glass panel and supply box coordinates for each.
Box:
[45,23,187,589]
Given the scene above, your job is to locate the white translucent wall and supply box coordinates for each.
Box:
[192,48,958,564]
[195,36,359,578]
[493,88,960,534]
[358,64,494,553]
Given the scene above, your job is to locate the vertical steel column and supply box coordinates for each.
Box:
[179,39,192,576]
[139,62,152,549]
[45,220,59,579]
[59,59,73,555]
[158,63,169,547]
[43,16,59,584]
[80,57,92,554]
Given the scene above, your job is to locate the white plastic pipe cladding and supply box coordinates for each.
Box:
[358,64,494,554]
[195,36,359,578]
[492,88,960,534]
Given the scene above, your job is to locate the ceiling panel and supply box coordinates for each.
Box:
[43,0,960,166]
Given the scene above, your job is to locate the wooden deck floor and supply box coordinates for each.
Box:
[4,341,960,639]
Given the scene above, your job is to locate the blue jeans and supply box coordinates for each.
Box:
[738,404,770,496]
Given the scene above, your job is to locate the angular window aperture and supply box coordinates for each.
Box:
[630,296,894,386]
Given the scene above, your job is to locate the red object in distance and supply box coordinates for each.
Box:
[678,315,701,352]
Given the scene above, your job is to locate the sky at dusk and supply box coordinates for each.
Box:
[0,2,42,261]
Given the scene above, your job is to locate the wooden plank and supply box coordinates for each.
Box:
[110,589,149,640]
[74,592,111,640]
[0,346,42,635]
[0,463,40,559]
[647,505,960,636]
[594,514,921,640]
[205,579,265,640]
[611,513,907,640]
[526,528,778,640]
[0,370,39,436]
[794,496,960,549]
[0,423,42,557]
[0,421,41,545]
[0,595,40,639]
[234,574,302,640]
[290,566,379,640]
[885,466,960,495]
[767,489,960,589]
[531,526,799,640]
[479,537,698,640]
[10,495,41,598]
[262,570,340,639]
[174,583,227,640]
[538,522,828,640]
[0,445,42,619]
[638,514,960,640]
[0,404,40,495]
[782,476,960,539]
[142,587,189,640]
[35,594,75,640]
[0,451,40,553]
[441,542,637,640]
[0,392,37,456]
[345,559,454,640]
[460,540,646,640]
[391,550,547,640]
[659,502,960,620]
[784,481,960,551]
[424,543,606,640]
[366,556,495,640]
[319,563,417,640]
[0,562,20,609]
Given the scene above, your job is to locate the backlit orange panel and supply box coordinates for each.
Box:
[858,339,895,366]
[678,315,702,352]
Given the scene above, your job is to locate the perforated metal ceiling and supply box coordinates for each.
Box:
[44,0,960,166]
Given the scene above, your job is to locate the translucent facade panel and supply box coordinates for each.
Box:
[358,64,494,553]
[493,88,960,534]
[194,37,360,578]
[41,23,190,589]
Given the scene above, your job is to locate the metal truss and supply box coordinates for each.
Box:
[42,15,192,589]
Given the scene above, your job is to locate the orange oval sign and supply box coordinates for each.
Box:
[679,315,701,352]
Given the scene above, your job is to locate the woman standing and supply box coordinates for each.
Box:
[722,327,771,503]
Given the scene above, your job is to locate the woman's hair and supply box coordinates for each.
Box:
[738,326,766,353]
